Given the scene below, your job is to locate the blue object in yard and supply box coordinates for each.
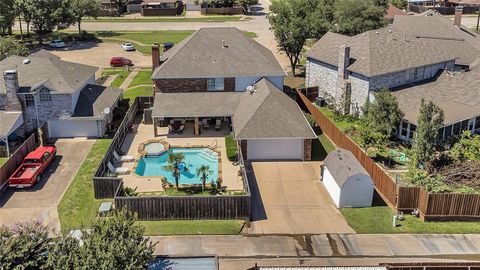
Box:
[98,202,113,216]
[163,42,174,51]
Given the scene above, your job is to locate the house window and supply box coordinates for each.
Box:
[444,125,452,138]
[207,78,224,91]
[408,124,416,139]
[400,121,409,137]
[453,122,461,135]
[437,127,445,141]
[460,120,469,132]
[39,88,52,102]
[25,94,35,107]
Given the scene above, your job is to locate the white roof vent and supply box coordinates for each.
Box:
[23,59,30,65]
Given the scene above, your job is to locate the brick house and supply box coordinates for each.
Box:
[150,27,316,161]
[0,50,122,154]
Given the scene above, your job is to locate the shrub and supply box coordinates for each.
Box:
[225,134,238,161]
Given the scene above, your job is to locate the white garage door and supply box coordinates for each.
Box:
[48,119,99,138]
[247,139,303,160]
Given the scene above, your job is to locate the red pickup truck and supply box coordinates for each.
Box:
[9,146,56,188]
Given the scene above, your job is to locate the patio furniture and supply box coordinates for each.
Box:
[107,162,130,175]
[214,119,222,131]
[202,119,210,130]
[178,124,185,134]
[98,202,113,217]
[113,150,135,162]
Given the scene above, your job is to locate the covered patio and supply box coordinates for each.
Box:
[151,92,242,137]
[0,111,24,157]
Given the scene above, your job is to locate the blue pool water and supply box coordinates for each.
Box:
[135,148,219,184]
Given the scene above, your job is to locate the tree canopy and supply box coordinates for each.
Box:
[450,131,480,162]
[334,0,386,36]
[413,99,445,165]
[0,37,29,61]
[0,0,16,35]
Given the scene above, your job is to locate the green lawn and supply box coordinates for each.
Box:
[317,106,357,131]
[123,86,154,103]
[138,220,245,235]
[0,158,7,166]
[84,16,247,23]
[102,68,132,88]
[312,134,335,161]
[225,135,238,161]
[58,139,113,234]
[128,69,153,88]
[341,206,480,234]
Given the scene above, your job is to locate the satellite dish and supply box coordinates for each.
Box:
[103,107,111,114]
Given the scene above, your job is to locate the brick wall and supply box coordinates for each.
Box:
[20,93,73,133]
[303,139,312,161]
[154,78,236,93]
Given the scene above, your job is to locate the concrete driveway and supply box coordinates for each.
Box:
[246,162,354,235]
[0,138,94,234]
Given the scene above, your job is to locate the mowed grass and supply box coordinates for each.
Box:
[84,16,247,23]
[341,206,480,234]
[123,86,154,104]
[128,69,153,88]
[58,139,113,234]
[102,68,132,88]
[138,220,245,236]
[0,158,7,166]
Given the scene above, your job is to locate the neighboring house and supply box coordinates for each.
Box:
[151,27,316,161]
[384,3,406,22]
[141,0,184,16]
[0,50,122,145]
[322,149,374,208]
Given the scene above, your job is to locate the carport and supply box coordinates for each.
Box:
[0,111,24,156]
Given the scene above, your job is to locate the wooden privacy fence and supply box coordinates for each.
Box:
[0,134,36,195]
[296,89,398,207]
[418,187,480,221]
[396,186,420,212]
[201,7,244,15]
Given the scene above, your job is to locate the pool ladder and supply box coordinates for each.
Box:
[198,148,218,162]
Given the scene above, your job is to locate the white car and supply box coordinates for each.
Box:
[121,43,135,51]
[48,40,66,48]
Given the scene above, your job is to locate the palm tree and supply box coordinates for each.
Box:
[163,152,186,190]
[196,165,212,191]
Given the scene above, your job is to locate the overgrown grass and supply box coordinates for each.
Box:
[123,86,154,104]
[312,134,335,161]
[128,69,153,88]
[317,106,358,131]
[138,220,245,235]
[225,135,238,161]
[102,68,132,88]
[58,139,112,234]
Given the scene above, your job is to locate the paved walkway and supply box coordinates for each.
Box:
[246,162,354,235]
[120,67,141,89]
[0,139,94,234]
[102,74,118,87]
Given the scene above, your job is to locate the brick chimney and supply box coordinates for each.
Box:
[454,6,463,27]
[4,70,22,112]
[152,43,160,69]
[337,45,352,115]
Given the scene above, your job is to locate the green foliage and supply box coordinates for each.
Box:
[163,152,186,189]
[357,125,387,150]
[24,0,74,36]
[196,165,213,190]
[0,221,49,269]
[413,99,445,165]
[0,0,15,35]
[390,0,407,9]
[304,112,317,129]
[0,37,29,61]
[46,236,81,270]
[362,88,404,138]
[124,186,138,197]
[450,131,480,161]
[70,0,101,34]
[235,0,259,9]
[225,134,238,161]
[407,166,451,193]
[334,0,386,36]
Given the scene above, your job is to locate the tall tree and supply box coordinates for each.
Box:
[269,0,334,76]
[362,88,404,138]
[110,0,129,15]
[0,37,29,61]
[26,0,73,39]
[197,165,212,191]
[413,99,444,165]
[0,0,15,36]
[334,0,386,36]
[70,0,101,34]
[16,0,33,37]
[390,0,407,9]
[163,152,186,190]
[235,0,259,12]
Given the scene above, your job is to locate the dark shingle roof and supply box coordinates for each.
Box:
[73,84,122,119]
[152,28,286,79]
[152,78,316,139]
[391,69,480,126]
[324,149,370,187]
[0,50,98,95]
[307,28,456,77]
[392,13,480,67]
[0,111,23,138]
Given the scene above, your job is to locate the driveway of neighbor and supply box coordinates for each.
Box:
[246,162,354,235]
[0,139,94,234]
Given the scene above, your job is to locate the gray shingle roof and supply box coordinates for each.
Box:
[392,13,480,67]
[307,28,456,77]
[0,111,23,138]
[391,69,480,126]
[0,50,98,95]
[152,78,316,139]
[73,84,122,119]
[324,149,370,187]
[152,27,286,79]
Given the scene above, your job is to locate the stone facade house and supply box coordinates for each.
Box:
[150,27,316,161]
[0,50,122,150]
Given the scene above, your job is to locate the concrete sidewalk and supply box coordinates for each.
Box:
[151,234,480,258]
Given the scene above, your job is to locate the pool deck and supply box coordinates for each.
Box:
[119,122,243,193]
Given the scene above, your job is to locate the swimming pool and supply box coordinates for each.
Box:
[135,147,219,185]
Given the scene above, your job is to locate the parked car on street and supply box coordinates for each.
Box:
[9,146,57,188]
[110,57,133,67]
[122,43,135,51]
[48,40,66,48]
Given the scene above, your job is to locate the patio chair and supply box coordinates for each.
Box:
[202,119,210,130]
[214,119,222,131]
[168,124,175,134]
[177,124,185,134]
[113,150,135,162]
[107,162,130,175]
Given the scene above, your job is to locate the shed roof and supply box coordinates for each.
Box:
[324,149,370,187]
[0,111,23,138]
